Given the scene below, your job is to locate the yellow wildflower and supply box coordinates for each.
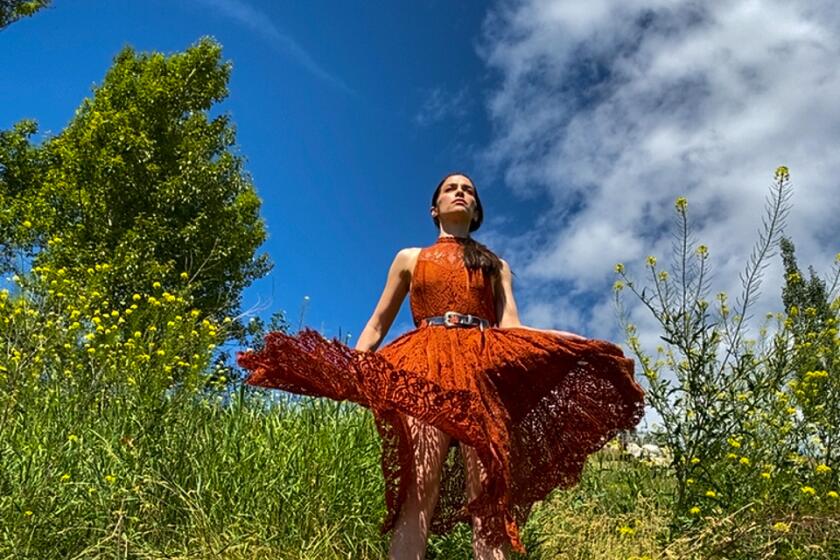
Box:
[617,526,635,536]
[675,197,688,212]
[689,506,701,515]
[816,464,832,474]
[772,521,790,533]
[800,486,816,496]
[705,490,717,498]
[827,491,838,499]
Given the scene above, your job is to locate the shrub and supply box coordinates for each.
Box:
[613,167,839,557]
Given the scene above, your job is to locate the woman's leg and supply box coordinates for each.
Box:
[389,414,452,560]
[460,443,510,560]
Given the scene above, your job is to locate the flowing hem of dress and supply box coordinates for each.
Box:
[237,327,645,554]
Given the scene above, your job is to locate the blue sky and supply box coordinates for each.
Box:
[5,1,840,428]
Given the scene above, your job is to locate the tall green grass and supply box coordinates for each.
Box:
[3,383,387,558]
[2,348,836,558]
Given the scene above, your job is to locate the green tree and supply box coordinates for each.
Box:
[779,236,839,466]
[0,0,50,29]
[0,120,44,270]
[0,37,272,332]
[780,236,833,342]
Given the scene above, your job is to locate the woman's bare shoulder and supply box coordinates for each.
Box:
[393,247,422,274]
[398,247,422,263]
[399,247,423,256]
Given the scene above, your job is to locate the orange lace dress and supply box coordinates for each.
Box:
[237,236,645,553]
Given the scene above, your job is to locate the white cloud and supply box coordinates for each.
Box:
[477,0,840,345]
[414,85,472,127]
[195,0,353,94]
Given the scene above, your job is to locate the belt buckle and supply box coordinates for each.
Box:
[443,311,464,327]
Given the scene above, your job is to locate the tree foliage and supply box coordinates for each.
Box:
[0,0,50,29]
[0,120,43,268]
[0,37,272,333]
[780,235,839,466]
[781,236,834,341]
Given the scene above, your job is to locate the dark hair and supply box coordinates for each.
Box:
[430,172,504,287]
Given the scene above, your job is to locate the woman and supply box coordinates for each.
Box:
[238,172,645,559]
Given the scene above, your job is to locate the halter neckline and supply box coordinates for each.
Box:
[435,236,470,244]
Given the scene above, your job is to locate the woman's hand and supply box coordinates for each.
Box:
[552,330,587,342]
[495,324,588,342]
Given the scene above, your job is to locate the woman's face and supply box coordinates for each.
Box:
[435,174,477,222]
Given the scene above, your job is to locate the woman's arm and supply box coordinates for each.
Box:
[494,258,587,341]
[494,258,522,329]
[354,249,414,352]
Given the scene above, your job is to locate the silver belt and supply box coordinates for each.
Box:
[421,311,490,331]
